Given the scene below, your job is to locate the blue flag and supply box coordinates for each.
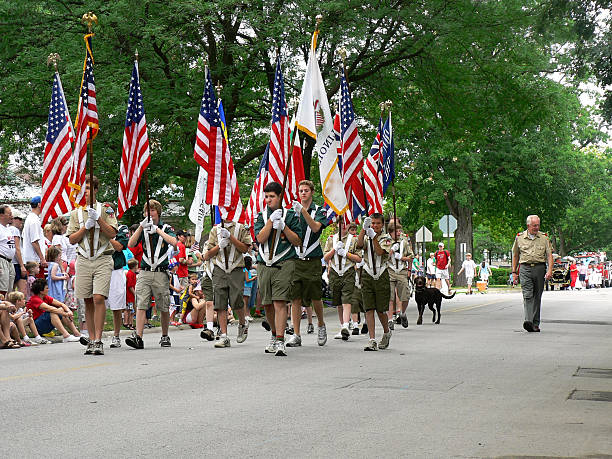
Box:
[381,113,394,195]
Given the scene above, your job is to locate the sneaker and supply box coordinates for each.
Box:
[341,326,350,341]
[351,327,360,336]
[394,314,401,324]
[63,334,80,343]
[264,337,277,353]
[32,336,49,344]
[388,320,395,331]
[261,319,271,331]
[245,315,254,322]
[215,326,221,340]
[200,328,214,341]
[110,336,121,348]
[80,330,89,338]
[285,325,294,335]
[84,342,95,355]
[317,325,327,346]
[21,340,31,347]
[364,339,378,351]
[334,331,343,340]
[307,323,314,334]
[214,336,231,348]
[93,341,104,355]
[125,332,144,349]
[160,335,171,347]
[361,323,368,335]
[79,335,90,346]
[400,313,409,328]
[379,332,392,350]
[286,334,302,347]
[275,340,286,356]
[237,324,248,343]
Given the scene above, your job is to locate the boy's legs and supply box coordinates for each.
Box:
[112,310,123,336]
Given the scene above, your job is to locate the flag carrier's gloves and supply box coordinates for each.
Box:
[333,240,344,251]
[218,227,230,239]
[87,207,99,221]
[362,217,372,230]
[272,219,285,231]
[337,248,347,257]
[391,243,400,252]
[269,209,283,222]
[218,237,230,249]
[366,227,376,239]
[356,260,365,268]
[292,200,303,214]
[140,218,152,230]
[394,252,402,260]
[84,218,95,230]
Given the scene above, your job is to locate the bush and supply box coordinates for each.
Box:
[490,267,512,285]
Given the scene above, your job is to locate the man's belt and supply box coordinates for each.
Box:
[141,266,168,272]
[520,262,546,267]
[0,254,12,262]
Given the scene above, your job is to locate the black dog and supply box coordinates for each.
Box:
[413,276,455,324]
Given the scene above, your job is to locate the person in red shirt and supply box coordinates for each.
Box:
[26,278,81,342]
[128,224,143,267]
[175,230,189,292]
[124,258,138,329]
[434,242,453,293]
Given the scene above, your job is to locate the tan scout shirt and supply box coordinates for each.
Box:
[362,232,392,279]
[66,203,118,258]
[206,221,252,272]
[512,230,552,264]
[324,231,358,273]
[389,234,414,273]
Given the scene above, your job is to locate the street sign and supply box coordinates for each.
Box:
[414,225,432,243]
[439,214,457,237]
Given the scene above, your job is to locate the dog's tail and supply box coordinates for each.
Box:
[441,291,456,299]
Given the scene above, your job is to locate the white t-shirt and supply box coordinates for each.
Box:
[426,257,436,275]
[461,259,477,278]
[0,223,16,259]
[22,212,44,263]
[51,234,77,263]
[10,226,21,263]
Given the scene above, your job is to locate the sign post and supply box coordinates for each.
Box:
[415,225,432,273]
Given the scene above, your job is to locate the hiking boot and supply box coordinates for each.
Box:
[110,336,121,348]
[261,319,271,331]
[334,331,343,340]
[264,337,277,353]
[317,325,327,346]
[275,340,286,356]
[361,323,368,335]
[307,323,314,334]
[125,332,144,349]
[200,328,214,341]
[379,332,392,350]
[395,314,402,324]
[93,341,104,355]
[84,341,95,355]
[388,320,395,331]
[341,326,350,341]
[364,339,378,351]
[351,327,360,336]
[237,323,248,343]
[286,334,302,347]
[79,336,91,346]
[285,325,294,335]
[400,313,408,328]
[214,336,231,348]
[160,335,171,347]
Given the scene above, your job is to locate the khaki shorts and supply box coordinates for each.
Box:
[136,270,171,312]
[201,275,213,300]
[0,257,15,293]
[75,255,113,299]
[290,258,323,301]
[351,285,365,314]
[257,259,294,305]
[361,270,391,313]
[328,269,354,306]
[212,266,244,311]
[389,269,411,301]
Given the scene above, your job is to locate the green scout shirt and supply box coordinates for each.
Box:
[254,207,302,265]
[138,219,176,270]
[111,226,130,270]
[206,221,253,272]
[512,230,552,264]
[66,202,118,257]
[323,230,358,273]
[294,202,328,259]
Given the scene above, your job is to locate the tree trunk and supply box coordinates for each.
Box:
[452,204,473,287]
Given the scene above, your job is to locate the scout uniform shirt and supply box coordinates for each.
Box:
[512,230,552,265]
[362,231,393,280]
[66,202,118,259]
[138,219,176,270]
[206,221,253,273]
[388,234,414,274]
[254,207,302,266]
[324,231,358,276]
[294,202,328,260]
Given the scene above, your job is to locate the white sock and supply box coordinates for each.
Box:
[342,322,349,329]
[221,333,227,338]
[35,335,42,339]
[207,322,213,330]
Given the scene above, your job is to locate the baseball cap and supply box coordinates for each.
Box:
[438,242,444,247]
[176,230,187,237]
[30,196,41,206]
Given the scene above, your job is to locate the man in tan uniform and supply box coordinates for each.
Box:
[511,214,553,332]
[387,220,414,330]
[204,218,252,348]
[67,176,118,355]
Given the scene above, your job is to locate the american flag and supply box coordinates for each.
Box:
[193,67,243,222]
[246,142,270,237]
[117,61,150,219]
[339,70,366,222]
[41,72,75,225]
[363,116,384,215]
[269,58,290,203]
[68,33,98,207]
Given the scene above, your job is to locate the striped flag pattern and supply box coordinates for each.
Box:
[285,119,305,207]
[68,33,98,207]
[246,142,270,236]
[117,61,150,219]
[363,117,384,215]
[41,72,74,225]
[268,58,290,199]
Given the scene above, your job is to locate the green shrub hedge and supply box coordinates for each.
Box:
[490,267,512,285]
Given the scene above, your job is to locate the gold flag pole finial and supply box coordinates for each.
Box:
[337,46,347,63]
[135,48,139,62]
[215,81,223,97]
[379,101,388,111]
[315,14,323,29]
[82,12,98,33]
[47,53,61,72]
[386,100,393,111]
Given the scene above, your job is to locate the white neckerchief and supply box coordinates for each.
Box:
[295,205,321,260]
[141,223,171,270]
[76,203,109,260]
[213,223,242,273]
[362,234,387,280]
[330,233,354,276]
[258,209,291,266]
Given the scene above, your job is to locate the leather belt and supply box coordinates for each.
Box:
[0,254,12,262]
[521,262,545,267]
[141,266,168,272]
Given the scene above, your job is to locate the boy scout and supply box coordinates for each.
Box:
[254,181,302,357]
[511,215,553,333]
[126,200,177,349]
[67,176,118,355]
[356,213,393,351]
[387,220,414,330]
[323,221,360,341]
[204,219,252,348]
[286,180,329,348]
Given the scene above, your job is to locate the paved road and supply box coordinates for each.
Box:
[2,288,612,458]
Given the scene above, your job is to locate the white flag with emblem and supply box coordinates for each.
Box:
[189,165,211,240]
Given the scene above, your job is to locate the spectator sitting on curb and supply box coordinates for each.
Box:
[7,291,50,345]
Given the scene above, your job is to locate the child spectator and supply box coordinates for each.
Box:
[46,246,68,302]
[124,258,138,329]
[243,256,257,321]
[25,261,39,300]
[26,278,81,342]
[182,283,206,328]
[1,294,23,348]
[168,261,182,325]
[7,291,50,344]
[106,224,129,349]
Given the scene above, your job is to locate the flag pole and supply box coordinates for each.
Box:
[215,80,229,269]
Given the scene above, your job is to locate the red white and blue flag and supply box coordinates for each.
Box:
[268,58,291,203]
[246,142,270,236]
[41,72,74,225]
[363,116,384,215]
[117,61,150,219]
